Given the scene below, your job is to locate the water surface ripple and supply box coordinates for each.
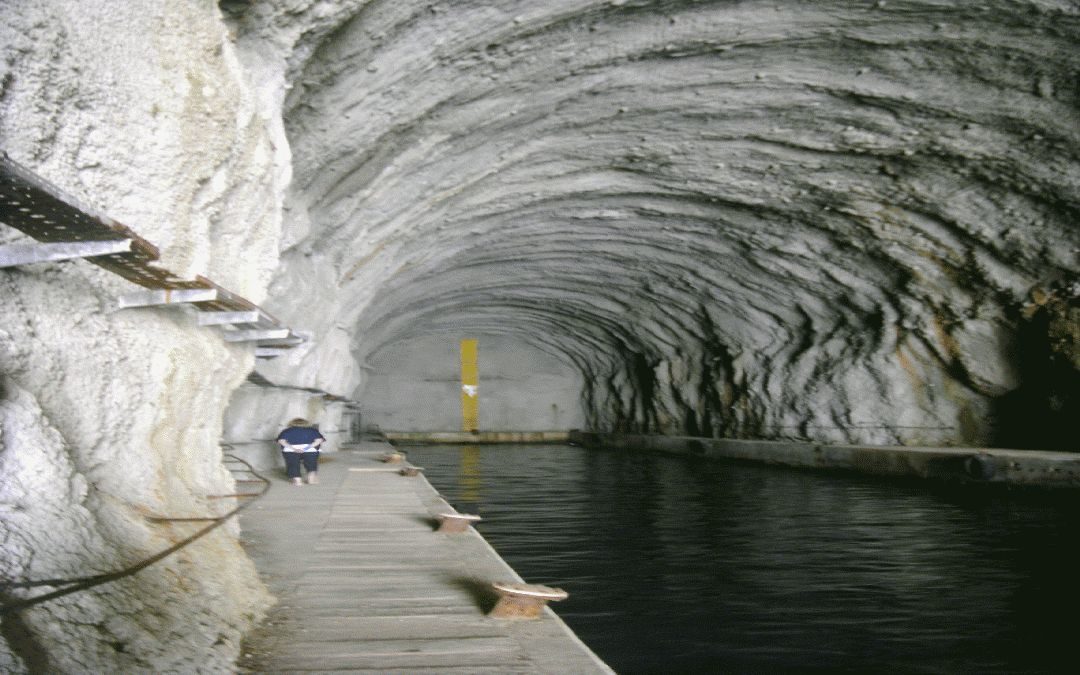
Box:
[403,444,1079,674]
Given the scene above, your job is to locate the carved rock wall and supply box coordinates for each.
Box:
[268,0,1078,447]
[0,1,311,670]
[1,0,1078,671]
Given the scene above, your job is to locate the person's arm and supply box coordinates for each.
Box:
[277,430,300,451]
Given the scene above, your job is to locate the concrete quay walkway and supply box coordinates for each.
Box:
[235,441,612,674]
[571,431,1080,488]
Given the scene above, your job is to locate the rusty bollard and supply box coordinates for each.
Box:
[381,451,405,464]
[436,512,482,533]
[399,466,423,477]
[488,582,568,619]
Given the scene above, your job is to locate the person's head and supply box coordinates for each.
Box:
[288,417,312,427]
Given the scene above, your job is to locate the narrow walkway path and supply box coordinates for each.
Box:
[236,441,612,673]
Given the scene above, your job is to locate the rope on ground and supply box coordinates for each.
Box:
[0,450,269,615]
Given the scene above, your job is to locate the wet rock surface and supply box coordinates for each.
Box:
[0,0,1077,671]
[266,0,1078,447]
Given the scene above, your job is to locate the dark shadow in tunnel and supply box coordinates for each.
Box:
[448,576,501,614]
[411,514,441,530]
[990,301,1079,451]
[0,590,51,672]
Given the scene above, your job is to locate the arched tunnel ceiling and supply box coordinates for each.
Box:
[271,0,1078,440]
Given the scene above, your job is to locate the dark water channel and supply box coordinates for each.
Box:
[402,443,1079,674]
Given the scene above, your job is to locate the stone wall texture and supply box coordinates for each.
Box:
[270,0,1078,448]
[0,1,343,671]
[1,0,1078,670]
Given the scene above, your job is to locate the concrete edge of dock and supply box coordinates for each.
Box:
[408,464,616,674]
[236,441,615,674]
[385,431,570,444]
[569,431,1080,488]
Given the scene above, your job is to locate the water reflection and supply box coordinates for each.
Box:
[405,444,1080,674]
[458,444,482,505]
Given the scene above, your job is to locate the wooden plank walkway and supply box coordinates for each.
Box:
[236,442,612,674]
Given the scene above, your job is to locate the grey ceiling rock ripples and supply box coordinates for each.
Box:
[0,1,1076,671]
[252,0,1078,448]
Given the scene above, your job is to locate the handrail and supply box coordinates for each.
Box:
[0,451,269,614]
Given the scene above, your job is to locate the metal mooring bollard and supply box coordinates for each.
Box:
[381,452,405,464]
[488,582,568,619]
[399,466,423,476]
[436,512,482,533]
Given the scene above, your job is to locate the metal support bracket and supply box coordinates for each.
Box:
[196,310,261,326]
[222,328,291,343]
[255,333,306,347]
[118,288,219,308]
[0,239,133,268]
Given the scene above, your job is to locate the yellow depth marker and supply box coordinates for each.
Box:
[460,338,479,432]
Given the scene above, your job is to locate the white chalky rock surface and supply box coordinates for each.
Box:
[1,0,1078,671]
[261,0,1077,446]
[0,1,298,671]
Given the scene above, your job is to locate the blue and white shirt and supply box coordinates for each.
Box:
[277,426,325,452]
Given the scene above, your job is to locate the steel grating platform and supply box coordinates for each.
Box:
[0,152,303,355]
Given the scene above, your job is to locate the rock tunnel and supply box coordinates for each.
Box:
[0,0,1077,670]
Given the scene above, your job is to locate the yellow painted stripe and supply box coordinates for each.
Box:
[459,445,481,502]
[460,338,478,432]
